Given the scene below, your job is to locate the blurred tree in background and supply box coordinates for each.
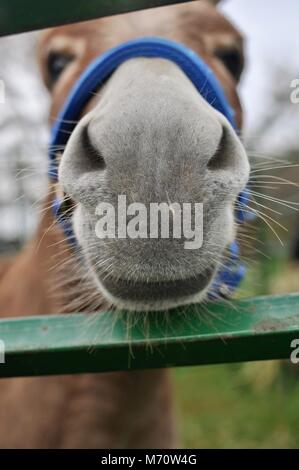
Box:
[0,33,49,252]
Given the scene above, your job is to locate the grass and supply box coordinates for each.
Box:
[173,253,299,448]
[173,361,299,448]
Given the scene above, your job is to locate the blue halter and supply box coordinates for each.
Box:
[49,37,252,299]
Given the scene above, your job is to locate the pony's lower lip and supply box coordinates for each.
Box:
[97,266,216,304]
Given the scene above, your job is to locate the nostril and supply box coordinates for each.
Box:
[82,126,106,172]
[207,126,238,172]
[58,118,107,207]
[207,127,226,170]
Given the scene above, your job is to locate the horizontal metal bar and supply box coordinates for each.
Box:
[0,293,299,378]
[0,1,192,37]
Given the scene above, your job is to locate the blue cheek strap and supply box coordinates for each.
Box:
[49,36,254,299]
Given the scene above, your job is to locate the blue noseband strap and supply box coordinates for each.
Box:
[49,37,252,299]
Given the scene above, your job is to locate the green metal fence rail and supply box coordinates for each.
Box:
[0,294,299,378]
[0,0,192,36]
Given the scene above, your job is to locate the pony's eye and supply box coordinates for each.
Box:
[47,51,74,87]
[215,47,243,82]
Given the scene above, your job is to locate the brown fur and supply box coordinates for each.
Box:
[0,2,244,448]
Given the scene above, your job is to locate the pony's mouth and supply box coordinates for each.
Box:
[92,265,217,311]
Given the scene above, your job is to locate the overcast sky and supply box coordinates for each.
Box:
[221,0,299,136]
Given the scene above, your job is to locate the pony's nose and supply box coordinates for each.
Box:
[59,113,248,213]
